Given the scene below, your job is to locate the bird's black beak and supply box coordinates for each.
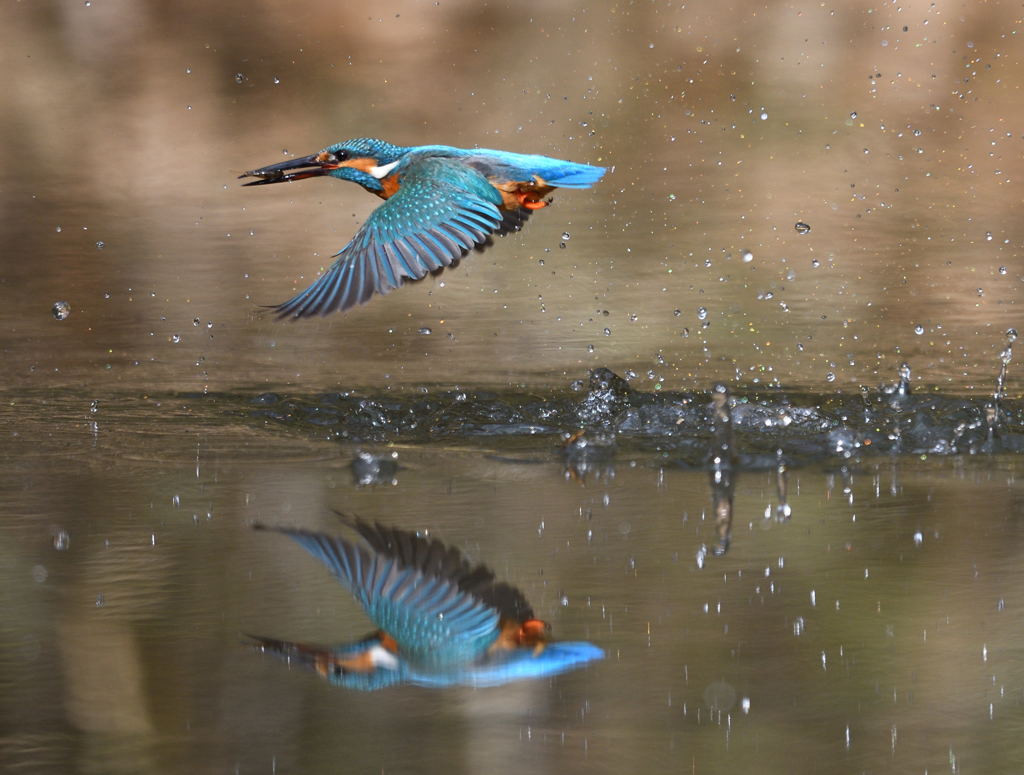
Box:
[239,153,333,186]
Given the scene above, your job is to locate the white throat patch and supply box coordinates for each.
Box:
[369,644,400,670]
[369,160,400,179]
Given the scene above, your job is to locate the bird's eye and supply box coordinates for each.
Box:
[332,150,350,162]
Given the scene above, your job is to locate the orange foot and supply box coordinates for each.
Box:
[516,191,549,210]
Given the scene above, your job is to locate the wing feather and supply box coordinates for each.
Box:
[257,525,504,664]
[273,157,506,318]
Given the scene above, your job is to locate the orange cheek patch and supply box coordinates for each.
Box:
[344,157,378,173]
[314,650,377,677]
[316,153,379,173]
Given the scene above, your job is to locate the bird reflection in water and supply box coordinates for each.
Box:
[248,516,603,690]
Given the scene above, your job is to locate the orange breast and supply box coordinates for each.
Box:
[378,173,401,199]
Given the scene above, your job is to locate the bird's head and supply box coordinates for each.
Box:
[239,138,407,194]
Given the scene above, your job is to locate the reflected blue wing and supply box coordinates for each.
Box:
[260,525,501,664]
[408,641,605,688]
[274,158,507,318]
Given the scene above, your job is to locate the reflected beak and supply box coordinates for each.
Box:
[239,153,333,186]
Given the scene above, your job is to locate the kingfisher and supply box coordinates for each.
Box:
[249,516,603,689]
[240,139,606,318]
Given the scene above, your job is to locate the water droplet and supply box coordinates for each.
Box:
[418,327,432,335]
[850,111,858,119]
[55,225,62,233]
[1006,328,1018,343]
[825,372,836,383]
[697,306,708,320]
[999,266,1008,275]
[741,250,753,262]
[272,76,281,85]
[95,593,105,607]
[913,324,925,335]
[233,72,248,84]
[913,531,923,546]
[51,301,71,320]
[169,334,182,344]
[794,221,811,234]
[53,529,70,551]
[603,327,612,336]
[793,616,805,636]
[695,545,708,569]
[673,309,681,317]
[560,594,569,606]
[811,258,821,268]
[561,232,570,241]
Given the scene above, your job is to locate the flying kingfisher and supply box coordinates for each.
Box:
[249,516,603,689]
[240,139,607,318]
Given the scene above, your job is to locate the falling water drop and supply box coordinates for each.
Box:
[52,301,71,320]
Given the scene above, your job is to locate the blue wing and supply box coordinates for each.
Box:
[464,148,607,189]
[260,525,501,665]
[411,145,608,189]
[273,158,507,319]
